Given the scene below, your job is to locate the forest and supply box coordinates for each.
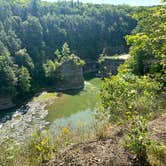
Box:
[0,0,136,98]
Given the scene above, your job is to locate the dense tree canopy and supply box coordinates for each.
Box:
[0,0,137,97]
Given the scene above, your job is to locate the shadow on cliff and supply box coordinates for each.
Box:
[84,72,98,81]
[61,88,83,96]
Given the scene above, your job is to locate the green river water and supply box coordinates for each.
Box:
[46,77,101,132]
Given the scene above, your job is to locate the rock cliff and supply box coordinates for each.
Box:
[99,54,129,77]
[56,60,84,91]
[0,96,16,111]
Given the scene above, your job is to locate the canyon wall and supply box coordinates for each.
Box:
[98,54,129,78]
[56,60,84,91]
[0,96,16,111]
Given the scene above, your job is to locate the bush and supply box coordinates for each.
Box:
[125,114,152,164]
[0,138,17,166]
[100,73,161,123]
[23,130,56,164]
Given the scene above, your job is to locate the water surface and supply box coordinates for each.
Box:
[46,77,101,130]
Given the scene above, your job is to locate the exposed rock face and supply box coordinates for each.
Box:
[56,60,84,91]
[83,61,99,74]
[0,96,16,111]
[99,59,125,77]
[99,54,129,77]
[103,45,128,56]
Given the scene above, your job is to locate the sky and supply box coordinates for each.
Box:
[43,0,162,6]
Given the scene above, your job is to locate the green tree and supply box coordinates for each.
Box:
[62,43,70,57]
[54,49,62,62]
[126,114,151,164]
[100,74,160,123]
[0,55,17,96]
[0,41,10,56]
[0,0,138,97]
[30,0,40,16]
[43,60,58,84]
[124,5,166,86]
[18,66,31,94]
[13,0,30,3]
[55,43,85,66]
[21,16,44,61]
[15,49,34,71]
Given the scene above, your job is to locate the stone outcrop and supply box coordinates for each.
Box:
[83,61,99,74]
[0,60,84,111]
[56,60,84,91]
[99,54,129,77]
[103,45,128,56]
[0,96,16,111]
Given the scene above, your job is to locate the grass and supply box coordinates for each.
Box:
[148,144,166,166]
[33,92,58,102]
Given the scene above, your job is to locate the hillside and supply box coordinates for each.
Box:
[47,115,166,166]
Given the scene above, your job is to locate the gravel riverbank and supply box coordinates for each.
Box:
[0,93,52,144]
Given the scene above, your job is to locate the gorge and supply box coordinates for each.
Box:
[1,1,165,165]
[0,53,127,143]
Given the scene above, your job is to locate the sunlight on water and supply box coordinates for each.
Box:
[49,109,95,133]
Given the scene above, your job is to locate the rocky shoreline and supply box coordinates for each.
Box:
[0,97,50,144]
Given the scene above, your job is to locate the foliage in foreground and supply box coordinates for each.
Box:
[100,73,161,123]
[100,4,166,164]
[0,130,59,166]
[120,5,166,86]
[100,73,165,164]
[0,120,101,166]
[125,114,151,164]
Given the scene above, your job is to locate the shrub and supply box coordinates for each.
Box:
[0,138,17,166]
[125,114,152,164]
[24,130,56,163]
[100,73,161,123]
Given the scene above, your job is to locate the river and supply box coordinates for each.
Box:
[0,77,101,142]
[47,77,101,132]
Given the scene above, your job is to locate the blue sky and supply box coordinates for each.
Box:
[43,0,162,6]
